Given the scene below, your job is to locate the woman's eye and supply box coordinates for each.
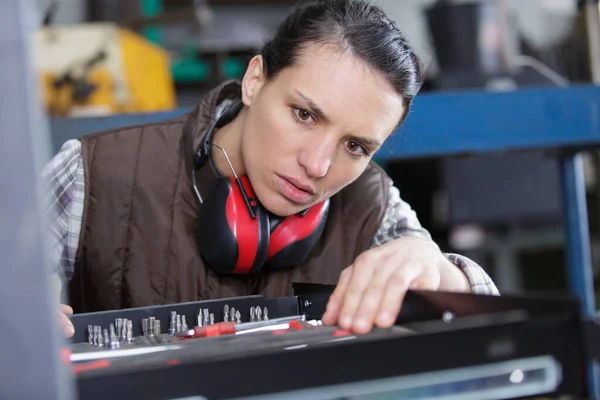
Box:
[346,141,367,156]
[293,107,314,123]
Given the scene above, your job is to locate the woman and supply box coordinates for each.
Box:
[47,0,498,338]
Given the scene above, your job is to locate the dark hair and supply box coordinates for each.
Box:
[261,0,423,125]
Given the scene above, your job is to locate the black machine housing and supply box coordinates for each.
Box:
[69,284,600,400]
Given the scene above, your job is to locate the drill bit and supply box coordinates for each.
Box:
[223,305,230,322]
[97,326,103,346]
[119,318,127,342]
[142,319,149,337]
[103,329,110,349]
[126,320,134,343]
[121,319,128,342]
[149,317,156,337]
[116,319,122,339]
[197,309,203,327]
[97,329,104,347]
[169,311,177,335]
[109,324,120,349]
[256,307,262,321]
[230,307,236,323]
[181,315,188,332]
[88,325,94,345]
[94,326,100,346]
[176,314,182,333]
[250,306,255,322]
[263,307,269,321]
[209,313,214,325]
[203,309,209,326]
[235,310,241,323]
[91,326,97,346]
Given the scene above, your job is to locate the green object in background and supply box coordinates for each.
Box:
[141,0,164,17]
[171,43,211,83]
[172,58,211,83]
[139,2,209,83]
[140,0,164,45]
[222,58,245,80]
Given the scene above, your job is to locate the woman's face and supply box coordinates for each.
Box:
[240,42,405,217]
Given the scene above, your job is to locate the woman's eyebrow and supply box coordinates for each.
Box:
[348,135,382,147]
[294,90,330,123]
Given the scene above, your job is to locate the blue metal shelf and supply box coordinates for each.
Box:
[378,84,600,160]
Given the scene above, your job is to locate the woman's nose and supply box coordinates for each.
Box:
[297,143,334,178]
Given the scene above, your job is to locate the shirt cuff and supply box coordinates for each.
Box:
[444,253,500,296]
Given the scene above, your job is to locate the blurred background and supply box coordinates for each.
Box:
[32,0,599,301]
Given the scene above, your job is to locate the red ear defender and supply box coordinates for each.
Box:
[196,177,329,274]
[264,200,330,269]
[196,176,270,274]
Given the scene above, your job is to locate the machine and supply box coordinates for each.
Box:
[67,284,600,400]
[32,23,177,117]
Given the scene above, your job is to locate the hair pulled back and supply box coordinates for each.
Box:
[261,0,423,124]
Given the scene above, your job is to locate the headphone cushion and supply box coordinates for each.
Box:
[265,199,330,269]
[197,177,269,274]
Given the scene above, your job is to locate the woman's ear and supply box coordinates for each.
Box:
[241,55,265,106]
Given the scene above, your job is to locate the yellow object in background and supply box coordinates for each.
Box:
[33,23,177,117]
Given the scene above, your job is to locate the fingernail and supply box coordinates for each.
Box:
[64,324,74,336]
[340,315,352,328]
[354,317,369,332]
[378,311,394,326]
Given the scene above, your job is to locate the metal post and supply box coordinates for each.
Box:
[0,1,75,399]
[580,0,600,83]
[578,0,600,265]
[560,153,599,399]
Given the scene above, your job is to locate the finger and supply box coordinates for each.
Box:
[375,267,420,328]
[60,312,75,338]
[322,267,353,325]
[61,304,73,315]
[337,259,375,330]
[351,264,396,334]
[409,273,440,292]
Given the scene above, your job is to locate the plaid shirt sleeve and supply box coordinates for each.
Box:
[42,139,85,282]
[371,181,499,295]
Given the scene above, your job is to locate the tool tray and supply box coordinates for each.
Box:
[69,283,600,400]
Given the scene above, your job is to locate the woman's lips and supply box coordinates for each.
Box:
[276,175,314,204]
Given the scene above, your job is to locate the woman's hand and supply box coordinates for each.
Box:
[59,304,75,338]
[321,236,470,334]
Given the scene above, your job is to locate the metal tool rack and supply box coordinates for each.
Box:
[71,285,598,400]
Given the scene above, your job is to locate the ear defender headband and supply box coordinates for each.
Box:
[192,101,330,274]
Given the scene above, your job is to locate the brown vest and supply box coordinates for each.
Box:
[70,81,392,313]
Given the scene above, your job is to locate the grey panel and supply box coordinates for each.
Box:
[443,151,562,226]
[0,1,75,399]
